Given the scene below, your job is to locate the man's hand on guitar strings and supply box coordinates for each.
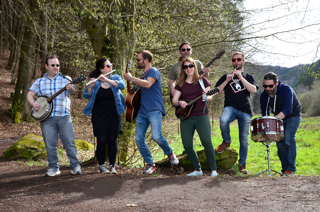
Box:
[123,72,133,82]
[32,102,40,111]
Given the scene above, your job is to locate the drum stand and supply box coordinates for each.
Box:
[256,140,282,176]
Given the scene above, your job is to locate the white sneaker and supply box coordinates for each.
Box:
[110,165,117,174]
[168,152,179,166]
[45,169,61,177]
[71,166,82,175]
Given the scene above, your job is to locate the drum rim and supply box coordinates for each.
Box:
[251,116,282,122]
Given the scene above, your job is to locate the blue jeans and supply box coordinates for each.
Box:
[220,106,252,165]
[135,110,173,164]
[276,116,301,173]
[40,115,81,170]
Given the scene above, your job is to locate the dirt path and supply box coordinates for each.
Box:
[1,156,320,211]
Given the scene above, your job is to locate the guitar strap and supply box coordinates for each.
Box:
[199,78,207,114]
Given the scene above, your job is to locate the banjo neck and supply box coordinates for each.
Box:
[46,74,86,103]
[46,87,67,103]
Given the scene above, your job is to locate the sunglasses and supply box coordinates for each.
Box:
[181,48,191,52]
[231,58,243,62]
[136,58,144,62]
[182,64,195,69]
[263,84,275,88]
[50,64,60,67]
[104,64,112,68]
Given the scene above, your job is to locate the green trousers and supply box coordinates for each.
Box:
[180,115,217,171]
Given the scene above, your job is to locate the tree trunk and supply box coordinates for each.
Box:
[12,0,41,123]
[71,0,136,163]
[6,12,18,71]
[11,22,26,84]
[33,39,40,79]
[39,8,48,76]
[0,0,3,61]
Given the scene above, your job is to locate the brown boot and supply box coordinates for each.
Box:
[239,164,248,174]
[215,140,230,153]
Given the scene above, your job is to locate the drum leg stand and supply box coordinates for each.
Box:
[256,141,282,176]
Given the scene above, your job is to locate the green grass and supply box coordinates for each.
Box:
[154,116,320,176]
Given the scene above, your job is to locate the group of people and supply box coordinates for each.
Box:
[27,42,301,177]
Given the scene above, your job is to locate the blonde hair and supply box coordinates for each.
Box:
[232,52,245,59]
[177,57,200,87]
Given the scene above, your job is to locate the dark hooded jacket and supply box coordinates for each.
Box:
[260,80,301,119]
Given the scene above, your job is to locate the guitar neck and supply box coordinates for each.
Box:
[188,95,202,106]
[125,61,132,93]
[126,78,131,93]
[198,50,225,75]
[47,87,67,102]
[187,87,220,106]
[198,56,219,75]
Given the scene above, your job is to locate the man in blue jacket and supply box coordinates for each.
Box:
[260,72,302,176]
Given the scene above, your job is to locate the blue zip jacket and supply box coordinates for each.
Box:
[83,74,126,117]
[260,80,301,119]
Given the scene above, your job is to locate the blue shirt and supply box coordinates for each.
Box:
[83,74,126,116]
[29,73,72,117]
[139,67,166,115]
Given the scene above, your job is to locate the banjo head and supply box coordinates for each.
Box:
[31,96,53,121]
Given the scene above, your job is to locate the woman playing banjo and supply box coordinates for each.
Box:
[83,57,126,174]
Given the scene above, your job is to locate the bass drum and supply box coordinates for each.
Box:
[251,116,283,142]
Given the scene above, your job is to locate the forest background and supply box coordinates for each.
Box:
[0,0,320,169]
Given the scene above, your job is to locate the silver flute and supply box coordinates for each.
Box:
[85,70,116,86]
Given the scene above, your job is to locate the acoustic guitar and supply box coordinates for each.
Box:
[31,74,86,122]
[175,87,220,120]
[170,49,225,106]
[124,61,141,123]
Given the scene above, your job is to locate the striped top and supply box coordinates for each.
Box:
[29,73,72,117]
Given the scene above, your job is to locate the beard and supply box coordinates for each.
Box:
[137,62,145,69]
[233,63,243,70]
[266,87,277,96]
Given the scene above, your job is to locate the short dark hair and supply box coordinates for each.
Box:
[138,50,153,62]
[45,55,59,65]
[179,42,191,50]
[264,72,278,84]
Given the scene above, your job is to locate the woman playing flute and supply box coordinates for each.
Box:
[83,57,126,174]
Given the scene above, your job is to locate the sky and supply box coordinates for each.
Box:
[243,0,320,68]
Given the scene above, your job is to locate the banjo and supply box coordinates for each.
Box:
[31,74,86,122]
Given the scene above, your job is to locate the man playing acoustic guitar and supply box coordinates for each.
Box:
[27,55,82,177]
[123,50,179,174]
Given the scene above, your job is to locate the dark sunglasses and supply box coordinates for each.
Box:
[136,58,144,62]
[51,64,60,67]
[181,48,191,52]
[182,64,195,69]
[231,58,243,62]
[263,84,275,88]
[104,64,112,68]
